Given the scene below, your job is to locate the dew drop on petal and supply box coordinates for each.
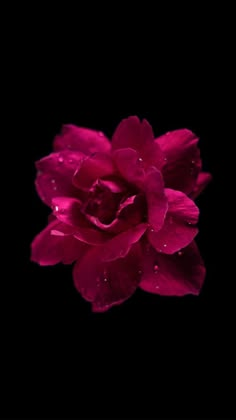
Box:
[54,206,59,212]
[163,244,167,248]
[150,228,154,232]
[153,264,159,274]
[98,131,104,137]
[58,156,64,163]
[138,157,143,163]
[188,222,192,225]
[164,157,167,162]
[178,251,183,256]
[191,160,195,164]
[51,179,56,184]
[53,186,57,191]
[155,285,160,289]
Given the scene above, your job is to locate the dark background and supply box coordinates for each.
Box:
[3,6,234,419]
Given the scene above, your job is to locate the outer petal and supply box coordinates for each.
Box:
[73,153,116,191]
[112,116,165,170]
[51,197,110,244]
[73,243,142,312]
[148,189,199,254]
[145,168,168,231]
[190,172,212,199]
[139,241,205,296]
[31,220,89,266]
[35,150,84,206]
[155,129,201,194]
[102,223,148,262]
[53,124,111,155]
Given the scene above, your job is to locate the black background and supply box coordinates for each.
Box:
[3,5,234,419]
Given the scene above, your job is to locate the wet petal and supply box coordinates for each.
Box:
[35,151,84,206]
[73,243,142,312]
[53,124,111,155]
[190,172,212,199]
[155,129,201,194]
[148,189,199,254]
[31,220,89,266]
[113,148,146,188]
[73,153,116,191]
[139,241,205,296]
[145,168,168,231]
[102,223,147,262]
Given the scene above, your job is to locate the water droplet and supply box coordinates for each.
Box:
[178,251,183,256]
[58,156,64,163]
[163,244,167,248]
[150,228,154,232]
[104,277,108,282]
[54,205,59,212]
[53,186,57,191]
[51,179,56,183]
[98,131,104,137]
[188,222,192,225]
[164,157,167,161]
[191,160,195,164]
[138,157,143,162]
[155,285,160,289]
[153,264,159,274]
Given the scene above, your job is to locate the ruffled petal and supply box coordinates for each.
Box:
[112,116,165,170]
[145,168,168,231]
[35,151,84,206]
[73,243,142,312]
[113,148,146,188]
[155,129,201,194]
[31,220,89,266]
[139,241,206,296]
[73,153,116,191]
[101,223,147,262]
[190,172,212,199]
[148,189,199,254]
[53,124,111,155]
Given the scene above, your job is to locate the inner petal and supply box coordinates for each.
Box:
[82,179,124,225]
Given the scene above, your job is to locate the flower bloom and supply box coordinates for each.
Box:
[31,116,211,312]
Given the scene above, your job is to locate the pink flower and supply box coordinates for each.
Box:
[31,117,212,312]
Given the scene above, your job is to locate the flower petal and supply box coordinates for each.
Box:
[145,168,168,231]
[31,220,89,266]
[73,243,142,312]
[35,151,84,206]
[113,148,146,188]
[53,124,111,155]
[139,241,205,296]
[112,116,165,170]
[148,189,199,254]
[190,172,212,199]
[73,153,116,191]
[112,116,154,150]
[155,129,201,194]
[102,223,148,262]
[51,197,110,244]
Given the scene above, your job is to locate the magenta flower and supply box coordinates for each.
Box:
[31,116,212,312]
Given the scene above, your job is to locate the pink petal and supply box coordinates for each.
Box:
[148,189,199,254]
[145,168,168,231]
[35,151,84,206]
[102,223,148,262]
[51,197,109,244]
[113,148,146,188]
[73,243,142,312]
[112,116,154,151]
[31,220,89,266]
[190,172,212,199]
[155,129,201,194]
[73,153,116,191]
[112,116,165,170]
[53,124,111,155]
[139,241,205,296]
